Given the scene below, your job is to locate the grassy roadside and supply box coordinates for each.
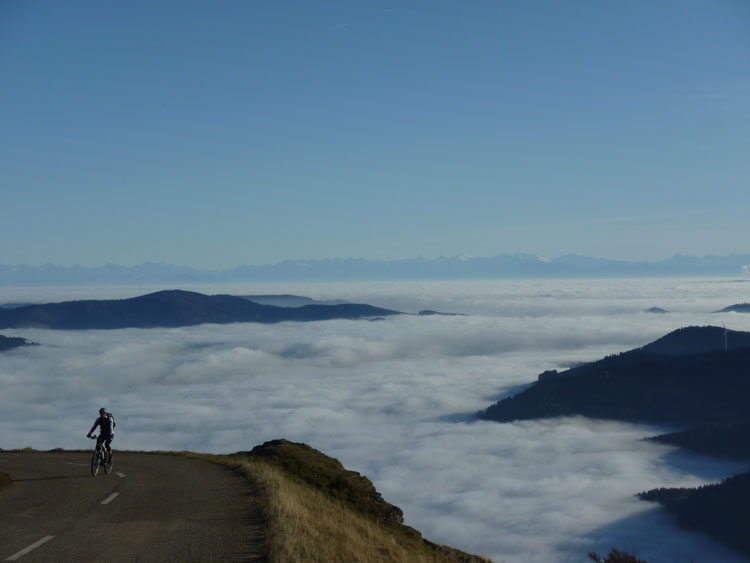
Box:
[234,456,489,563]
[1,446,647,562]
[182,440,493,563]
[2,443,491,562]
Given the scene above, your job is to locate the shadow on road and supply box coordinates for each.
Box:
[12,475,91,482]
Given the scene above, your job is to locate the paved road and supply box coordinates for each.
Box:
[0,451,265,562]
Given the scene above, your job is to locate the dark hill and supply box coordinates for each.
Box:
[0,335,36,351]
[647,421,750,460]
[480,325,750,560]
[639,472,750,558]
[479,326,750,427]
[0,290,402,329]
[716,303,750,313]
[640,325,750,355]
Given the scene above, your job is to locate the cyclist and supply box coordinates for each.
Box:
[87,407,116,460]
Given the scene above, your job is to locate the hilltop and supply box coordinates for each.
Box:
[479,326,750,427]
[0,290,402,330]
[640,325,750,355]
[715,303,750,313]
[233,439,490,562]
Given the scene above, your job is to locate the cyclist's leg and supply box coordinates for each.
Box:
[96,435,105,451]
[104,435,113,457]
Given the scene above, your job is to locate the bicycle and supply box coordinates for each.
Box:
[89,434,113,476]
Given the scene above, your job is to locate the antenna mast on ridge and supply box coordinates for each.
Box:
[723,323,728,352]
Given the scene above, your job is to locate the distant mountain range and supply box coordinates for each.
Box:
[0,290,402,329]
[2,252,750,284]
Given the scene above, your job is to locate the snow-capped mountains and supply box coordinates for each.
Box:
[1,253,749,285]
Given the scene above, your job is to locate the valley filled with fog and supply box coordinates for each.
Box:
[2,278,749,562]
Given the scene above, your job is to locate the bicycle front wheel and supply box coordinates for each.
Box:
[91,450,100,476]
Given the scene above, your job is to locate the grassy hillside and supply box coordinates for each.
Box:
[193,441,649,562]
[2,444,651,562]
[2,444,487,562]
[226,439,491,563]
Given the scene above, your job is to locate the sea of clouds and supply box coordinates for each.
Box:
[2,278,749,562]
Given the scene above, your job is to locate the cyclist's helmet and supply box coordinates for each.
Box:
[99,407,107,415]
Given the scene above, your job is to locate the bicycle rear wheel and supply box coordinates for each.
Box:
[91,449,100,476]
[103,452,113,474]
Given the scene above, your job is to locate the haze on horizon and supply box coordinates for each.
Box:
[2,1,749,269]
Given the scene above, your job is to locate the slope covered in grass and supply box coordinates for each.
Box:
[231,439,492,563]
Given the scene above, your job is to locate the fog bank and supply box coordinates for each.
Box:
[2,278,749,562]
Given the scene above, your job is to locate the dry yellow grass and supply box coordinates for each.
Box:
[118,447,493,562]
[234,457,492,563]
[3,448,493,561]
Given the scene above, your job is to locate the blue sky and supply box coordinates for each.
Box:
[2,1,748,269]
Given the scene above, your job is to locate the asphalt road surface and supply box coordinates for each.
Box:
[0,451,265,562]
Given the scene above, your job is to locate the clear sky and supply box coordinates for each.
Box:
[2,1,749,269]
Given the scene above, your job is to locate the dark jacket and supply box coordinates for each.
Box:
[88,414,116,437]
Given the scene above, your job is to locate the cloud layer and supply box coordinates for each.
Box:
[2,278,750,562]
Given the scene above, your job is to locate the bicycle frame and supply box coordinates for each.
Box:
[89,434,113,476]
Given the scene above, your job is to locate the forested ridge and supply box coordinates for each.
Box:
[648,421,750,460]
[639,473,750,557]
[479,325,750,559]
[480,344,750,427]
[0,290,402,329]
[0,335,35,351]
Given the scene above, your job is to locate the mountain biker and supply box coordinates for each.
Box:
[87,407,116,459]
